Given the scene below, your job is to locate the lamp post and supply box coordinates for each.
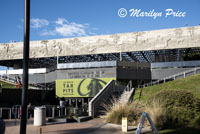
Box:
[119,41,122,61]
[54,46,59,69]
[57,50,59,67]
[20,0,30,133]
[120,44,122,61]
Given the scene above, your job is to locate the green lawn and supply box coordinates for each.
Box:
[134,74,200,102]
[0,80,40,89]
[133,74,200,133]
[0,80,17,88]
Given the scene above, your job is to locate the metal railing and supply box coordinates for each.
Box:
[138,67,200,88]
[119,88,135,105]
[151,60,200,69]
[0,106,70,120]
[0,74,45,89]
[88,80,135,118]
[0,75,17,85]
[118,80,135,104]
[124,80,132,91]
[29,83,45,90]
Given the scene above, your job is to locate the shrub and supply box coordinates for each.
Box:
[190,115,200,128]
[145,98,167,129]
[102,97,143,125]
[149,90,200,128]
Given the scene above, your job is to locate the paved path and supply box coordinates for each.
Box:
[5,118,152,134]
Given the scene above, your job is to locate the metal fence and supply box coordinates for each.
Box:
[0,74,17,85]
[0,74,45,89]
[0,106,73,120]
[138,67,200,88]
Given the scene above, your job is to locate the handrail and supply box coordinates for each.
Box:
[118,80,134,104]
[29,83,45,90]
[138,67,200,88]
[119,87,135,104]
[0,74,45,89]
[88,80,115,118]
[0,106,68,119]
[0,75,17,85]
[124,80,132,91]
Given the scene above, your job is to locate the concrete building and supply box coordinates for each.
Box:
[0,26,200,116]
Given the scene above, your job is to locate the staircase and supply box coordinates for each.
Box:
[0,74,45,89]
[138,67,200,88]
[88,80,115,117]
[0,75,17,86]
[118,81,135,104]
[88,80,135,118]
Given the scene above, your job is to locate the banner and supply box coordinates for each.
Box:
[56,77,115,97]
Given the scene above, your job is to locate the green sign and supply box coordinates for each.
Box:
[56,78,115,97]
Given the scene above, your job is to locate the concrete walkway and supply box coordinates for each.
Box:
[5,118,152,134]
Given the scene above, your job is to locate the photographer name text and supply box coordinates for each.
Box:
[118,8,186,19]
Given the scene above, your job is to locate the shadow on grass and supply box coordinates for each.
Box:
[146,128,200,134]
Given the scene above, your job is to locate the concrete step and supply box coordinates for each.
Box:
[47,116,92,123]
[73,116,92,123]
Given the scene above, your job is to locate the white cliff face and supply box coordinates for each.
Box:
[0,26,200,60]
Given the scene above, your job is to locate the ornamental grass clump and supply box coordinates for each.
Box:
[145,98,167,129]
[102,96,143,125]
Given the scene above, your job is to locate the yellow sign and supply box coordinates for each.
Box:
[56,78,115,97]
[122,117,128,132]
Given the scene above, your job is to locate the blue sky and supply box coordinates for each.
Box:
[0,0,200,44]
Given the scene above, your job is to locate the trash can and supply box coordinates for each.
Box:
[34,107,46,126]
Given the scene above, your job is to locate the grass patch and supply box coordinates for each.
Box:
[133,74,200,129]
[137,74,200,102]
[0,80,16,88]
[104,74,200,129]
